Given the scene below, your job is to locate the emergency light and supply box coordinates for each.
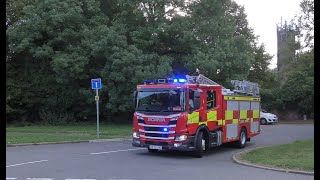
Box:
[143,78,187,84]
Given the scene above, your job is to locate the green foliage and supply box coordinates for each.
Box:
[7,0,296,124]
[280,49,314,115]
[297,0,314,48]
[241,139,314,171]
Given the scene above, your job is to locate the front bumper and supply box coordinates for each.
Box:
[132,136,196,151]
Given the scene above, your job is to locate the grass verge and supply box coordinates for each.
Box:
[240,139,314,171]
[6,124,132,144]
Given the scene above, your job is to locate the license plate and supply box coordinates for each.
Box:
[149,145,162,150]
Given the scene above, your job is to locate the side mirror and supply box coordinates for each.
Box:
[133,91,137,108]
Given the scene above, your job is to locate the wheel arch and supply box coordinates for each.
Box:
[195,125,210,148]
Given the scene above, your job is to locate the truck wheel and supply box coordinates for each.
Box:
[148,148,158,153]
[236,128,247,148]
[260,118,267,125]
[193,131,205,158]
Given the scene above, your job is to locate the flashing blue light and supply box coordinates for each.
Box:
[173,79,178,83]
[178,79,186,83]
[163,128,168,132]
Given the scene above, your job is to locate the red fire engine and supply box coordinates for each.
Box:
[132,74,261,157]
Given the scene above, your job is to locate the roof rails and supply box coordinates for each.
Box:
[186,74,259,96]
[142,74,260,96]
[186,74,222,86]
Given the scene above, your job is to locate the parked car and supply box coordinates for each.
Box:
[260,109,278,125]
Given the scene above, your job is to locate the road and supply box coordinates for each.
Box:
[6,124,314,180]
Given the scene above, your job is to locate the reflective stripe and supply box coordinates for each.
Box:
[240,110,247,119]
[138,129,175,134]
[207,111,217,121]
[138,123,176,127]
[188,112,199,124]
[253,110,259,118]
[217,120,223,125]
[232,119,238,124]
[140,135,174,140]
[199,122,207,126]
[225,110,233,120]
[224,96,260,101]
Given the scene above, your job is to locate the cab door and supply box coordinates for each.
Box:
[187,88,205,135]
[205,86,222,131]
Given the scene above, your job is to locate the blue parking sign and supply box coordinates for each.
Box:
[91,78,102,89]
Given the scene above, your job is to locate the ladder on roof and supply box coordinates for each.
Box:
[185,74,259,96]
[230,80,260,96]
[186,74,221,86]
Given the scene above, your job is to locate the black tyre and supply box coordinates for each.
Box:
[148,148,158,153]
[193,131,205,158]
[236,128,247,148]
[260,118,267,125]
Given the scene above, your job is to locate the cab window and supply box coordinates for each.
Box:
[207,90,216,109]
[189,89,200,111]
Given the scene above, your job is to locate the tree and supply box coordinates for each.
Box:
[280,49,314,117]
[297,0,314,49]
[247,43,275,88]
[184,0,255,85]
[7,0,275,124]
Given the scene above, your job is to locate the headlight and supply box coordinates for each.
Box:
[175,134,187,141]
[170,117,178,121]
[133,132,140,138]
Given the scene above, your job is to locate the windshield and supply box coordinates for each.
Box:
[136,89,186,112]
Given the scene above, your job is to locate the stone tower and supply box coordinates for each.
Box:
[276,19,300,77]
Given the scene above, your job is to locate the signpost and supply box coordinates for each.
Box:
[91,78,102,138]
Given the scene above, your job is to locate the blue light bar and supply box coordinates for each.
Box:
[163,128,168,132]
[143,80,156,84]
[143,77,187,84]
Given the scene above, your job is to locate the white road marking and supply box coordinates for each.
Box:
[26,178,53,180]
[6,178,17,180]
[65,179,96,180]
[90,148,145,155]
[6,160,48,168]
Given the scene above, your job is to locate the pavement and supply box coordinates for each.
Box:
[6,124,314,180]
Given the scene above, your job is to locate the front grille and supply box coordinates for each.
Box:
[145,133,169,138]
[169,120,177,125]
[138,119,144,124]
[144,126,166,131]
[137,115,178,140]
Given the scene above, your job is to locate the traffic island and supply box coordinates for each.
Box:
[233,139,314,175]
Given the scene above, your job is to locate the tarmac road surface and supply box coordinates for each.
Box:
[6,124,314,180]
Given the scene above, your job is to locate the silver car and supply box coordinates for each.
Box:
[260,109,278,125]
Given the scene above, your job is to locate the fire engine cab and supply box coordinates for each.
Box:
[132,74,261,157]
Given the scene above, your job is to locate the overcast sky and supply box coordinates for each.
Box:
[234,0,302,69]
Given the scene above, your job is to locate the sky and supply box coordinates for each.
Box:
[234,0,302,69]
